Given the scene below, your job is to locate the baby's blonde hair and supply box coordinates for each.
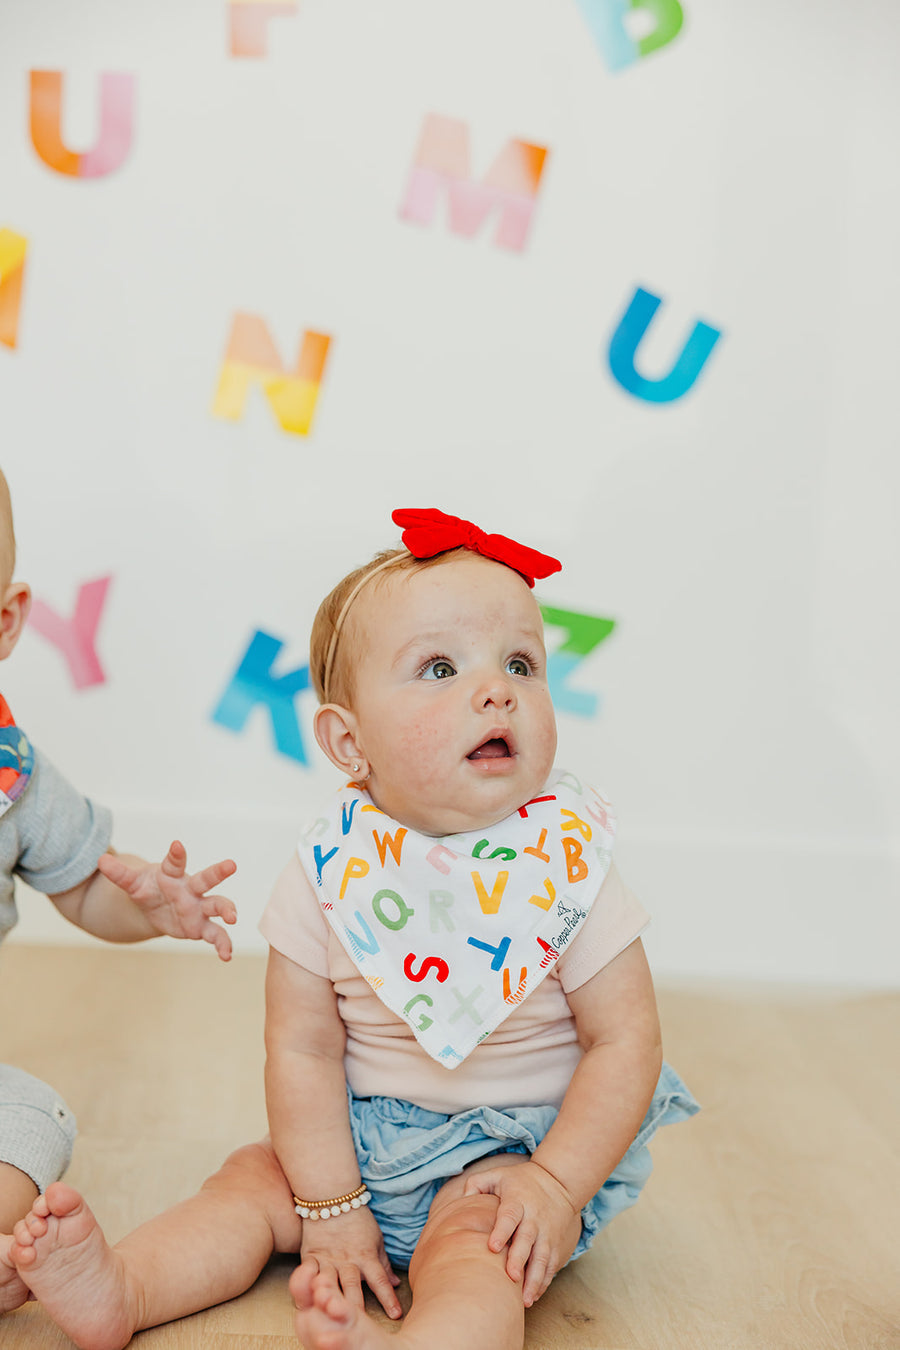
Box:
[310,545,470,708]
[0,469,16,590]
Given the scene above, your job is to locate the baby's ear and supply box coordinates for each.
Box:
[314,703,367,777]
[0,582,31,661]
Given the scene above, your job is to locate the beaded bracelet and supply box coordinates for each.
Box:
[293,1183,372,1220]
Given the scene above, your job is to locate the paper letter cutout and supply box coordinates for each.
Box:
[608,285,722,403]
[28,577,112,689]
[30,71,135,178]
[574,0,684,71]
[211,629,310,763]
[540,606,615,718]
[399,114,549,252]
[229,2,298,57]
[0,231,27,350]
[211,312,331,436]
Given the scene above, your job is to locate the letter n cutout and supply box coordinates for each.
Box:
[211,312,332,436]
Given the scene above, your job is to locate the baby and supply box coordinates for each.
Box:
[10,507,697,1350]
[0,467,237,1312]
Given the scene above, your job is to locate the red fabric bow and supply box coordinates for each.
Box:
[391,508,561,588]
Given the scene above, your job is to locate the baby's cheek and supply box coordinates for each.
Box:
[396,719,446,770]
[531,691,557,738]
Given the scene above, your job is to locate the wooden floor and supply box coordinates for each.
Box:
[0,944,897,1350]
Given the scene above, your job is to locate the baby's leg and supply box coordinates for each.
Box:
[0,1062,77,1312]
[11,1139,301,1350]
[0,1162,39,1312]
[291,1153,582,1350]
[0,1160,39,1235]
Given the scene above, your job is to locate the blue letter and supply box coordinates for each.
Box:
[211,629,310,763]
[345,911,381,958]
[313,844,338,885]
[608,286,722,403]
[467,935,513,972]
[574,0,684,71]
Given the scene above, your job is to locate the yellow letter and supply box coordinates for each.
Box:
[471,870,509,916]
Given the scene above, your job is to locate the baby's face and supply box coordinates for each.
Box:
[348,554,557,836]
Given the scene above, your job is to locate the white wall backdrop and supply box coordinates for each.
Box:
[2,0,898,985]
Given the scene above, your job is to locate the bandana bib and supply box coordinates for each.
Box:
[0,694,34,819]
[297,769,616,1067]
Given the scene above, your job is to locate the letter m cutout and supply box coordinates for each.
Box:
[399,114,549,252]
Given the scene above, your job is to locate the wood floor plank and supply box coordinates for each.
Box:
[1,946,897,1349]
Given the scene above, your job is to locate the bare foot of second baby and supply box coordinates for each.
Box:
[10,1183,140,1350]
[291,1262,412,1350]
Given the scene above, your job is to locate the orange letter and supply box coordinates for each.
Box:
[30,71,135,178]
[503,968,528,1003]
[523,827,550,862]
[373,827,407,867]
[562,837,588,884]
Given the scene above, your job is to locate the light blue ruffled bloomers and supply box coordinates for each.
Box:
[347,1061,699,1268]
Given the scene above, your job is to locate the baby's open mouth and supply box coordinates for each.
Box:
[468,738,511,760]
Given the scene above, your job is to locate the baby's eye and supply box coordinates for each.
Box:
[506,656,533,677]
[421,658,456,680]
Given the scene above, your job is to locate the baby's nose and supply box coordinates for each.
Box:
[475,672,516,710]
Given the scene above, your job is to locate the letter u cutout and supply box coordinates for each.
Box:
[30,71,135,178]
[608,285,722,403]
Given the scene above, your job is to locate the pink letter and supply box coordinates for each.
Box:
[399,114,549,252]
[427,844,458,875]
[229,2,298,57]
[30,71,135,179]
[28,577,112,688]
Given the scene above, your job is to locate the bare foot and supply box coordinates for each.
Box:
[0,1233,30,1313]
[291,1262,408,1350]
[10,1183,139,1350]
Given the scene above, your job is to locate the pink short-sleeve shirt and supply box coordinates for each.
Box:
[260,855,649,1114]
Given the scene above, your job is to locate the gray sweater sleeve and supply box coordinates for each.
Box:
[11,747,114,896]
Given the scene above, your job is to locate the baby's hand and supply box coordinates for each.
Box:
[98,842,237,960]
[463,1159,579,1307]
[299,1205,401,1320]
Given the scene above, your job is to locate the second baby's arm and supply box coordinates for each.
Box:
[48,841,237,959]
[264,947,402,1319]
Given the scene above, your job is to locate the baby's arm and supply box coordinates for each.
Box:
[264,947,402,1319]
[48,842,237,960]
[464,937,662,1305]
